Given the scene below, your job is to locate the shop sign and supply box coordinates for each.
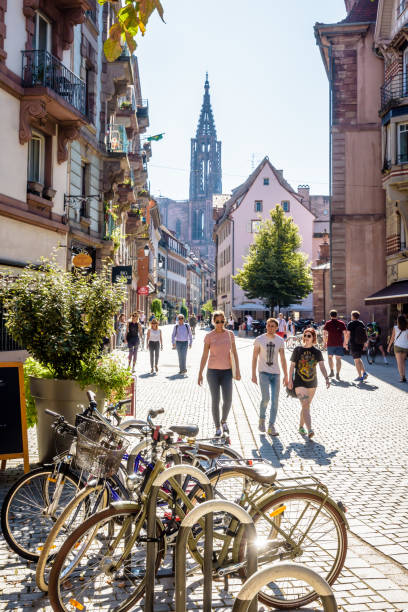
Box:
[137,286,149,295]
[72,253,93,268]
[112,266,132,285]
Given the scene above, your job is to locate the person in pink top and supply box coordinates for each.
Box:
[198,310,241,436]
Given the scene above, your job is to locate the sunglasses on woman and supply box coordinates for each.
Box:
[215,319,225,324]
[303,333,313,338]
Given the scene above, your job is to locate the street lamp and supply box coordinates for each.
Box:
[143,244,150,257]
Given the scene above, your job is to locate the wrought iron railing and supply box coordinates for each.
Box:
[64,194,101,223]
[106,124,129,154]
[380,74,408,112]
[22,50,86,115]
[136,98,149,120]
[0,305,23,352]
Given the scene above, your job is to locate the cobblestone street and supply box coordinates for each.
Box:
[1,325,408,611]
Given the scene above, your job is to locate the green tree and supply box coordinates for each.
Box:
[234,205,313,313]
[201,299,214,316]
[99,0,165,61]
[150,298,162,320]
[180,299,188,319]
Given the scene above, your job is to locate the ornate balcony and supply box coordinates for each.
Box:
[136,99,149,130]
[106,124,129,156]
[22,50,86,118]
[380,74,408,115]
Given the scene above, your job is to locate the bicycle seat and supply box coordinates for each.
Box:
[233,463,277,485]
[170,424,199,438]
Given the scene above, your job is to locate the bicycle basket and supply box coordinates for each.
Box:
[74,418,128,479]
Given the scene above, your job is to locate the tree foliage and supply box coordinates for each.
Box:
[201,299,214,315]
[150,298,162,319]
[233,205,313,311]
[99,0,165,61]
[0,258,127,380]
[180,299,188,319]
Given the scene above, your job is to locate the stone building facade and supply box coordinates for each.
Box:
[315,0,387,326]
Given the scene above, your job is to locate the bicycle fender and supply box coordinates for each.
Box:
[110,500,141,512]
[255,487,349,530]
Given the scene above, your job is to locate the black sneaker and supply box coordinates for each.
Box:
[328,370,334,378]
[336,373,340,381]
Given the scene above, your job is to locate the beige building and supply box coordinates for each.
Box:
[0,1,152,354]
[366,0,408,319]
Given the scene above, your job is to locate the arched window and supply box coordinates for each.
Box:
[175,218,181,237]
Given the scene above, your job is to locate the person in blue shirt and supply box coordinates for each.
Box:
[172,314,193,375]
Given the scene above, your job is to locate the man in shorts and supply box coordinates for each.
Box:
[344,310,368,382]
[323,309,347,380]
[276,313,287,338]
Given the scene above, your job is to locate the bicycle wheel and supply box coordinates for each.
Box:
[1,465,82,561]
[36,483,109,592]
[285,337,298,351]
[237,490,347,609]
[48,505,165,612]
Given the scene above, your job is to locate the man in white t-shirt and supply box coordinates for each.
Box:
[252,317,288,436]
[245,314,253,336]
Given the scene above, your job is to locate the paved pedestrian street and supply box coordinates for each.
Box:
[1,325,408,611]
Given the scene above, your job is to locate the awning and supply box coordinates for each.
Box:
[233,302,268,311]
[365,280,408,305]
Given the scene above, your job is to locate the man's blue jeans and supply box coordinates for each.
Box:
[176,341,188,372]
[259,371,280,424]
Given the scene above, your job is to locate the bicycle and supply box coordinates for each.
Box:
[48,435,347,610]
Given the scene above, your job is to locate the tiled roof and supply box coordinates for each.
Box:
[341,0,378,23]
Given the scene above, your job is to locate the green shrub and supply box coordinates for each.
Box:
[180,299,188,319]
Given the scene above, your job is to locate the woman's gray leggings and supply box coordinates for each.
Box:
[149,341,160,368]
[207,368,233,428]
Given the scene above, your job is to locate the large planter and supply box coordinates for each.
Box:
[30,377,105,464]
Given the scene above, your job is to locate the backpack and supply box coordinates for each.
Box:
[175,323,190,338]
[353,322,367,345]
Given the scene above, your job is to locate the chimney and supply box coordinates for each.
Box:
[318,233,330,264]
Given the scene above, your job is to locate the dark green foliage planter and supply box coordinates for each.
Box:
[30,377,104,464]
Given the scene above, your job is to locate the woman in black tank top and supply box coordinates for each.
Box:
[126,313,142,371]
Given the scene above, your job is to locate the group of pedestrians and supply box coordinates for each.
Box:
[323,309,408,383]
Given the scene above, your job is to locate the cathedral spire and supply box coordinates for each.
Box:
[190,74,222,201]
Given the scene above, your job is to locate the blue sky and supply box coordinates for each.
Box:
[136,0,346,200]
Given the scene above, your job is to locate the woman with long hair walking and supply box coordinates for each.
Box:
[198,310,241,437]
[126,312,143,371]
[287,327,330,439]
[147,318,163,374]
[387,314,408,382]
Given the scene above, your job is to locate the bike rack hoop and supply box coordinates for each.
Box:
[232,562,337,612]
[176,499,257,612]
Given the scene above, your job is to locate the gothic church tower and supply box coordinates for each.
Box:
[189,73,222,200]
[188,74,222,260]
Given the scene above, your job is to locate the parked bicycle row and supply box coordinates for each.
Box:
[1,390,345,610]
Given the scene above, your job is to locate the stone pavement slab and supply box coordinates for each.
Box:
[1,325,408,610]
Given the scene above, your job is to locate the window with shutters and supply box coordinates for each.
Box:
[281,201,290,212]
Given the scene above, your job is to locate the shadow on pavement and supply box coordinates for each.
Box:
[256,434,339,467]
[341,355,407,391]
[330,379,353,388]
[166,373,185,380]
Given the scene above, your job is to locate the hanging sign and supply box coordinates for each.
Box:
[137,286,149,295]
[112,266,132,285]
[72,253,93,268]
[0,363,29,473]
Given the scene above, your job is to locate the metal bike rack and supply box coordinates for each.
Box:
[175,499,258,612]
[144,464,213,611]
[232,562,338,612]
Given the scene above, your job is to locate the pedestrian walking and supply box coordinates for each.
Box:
[276,312,287,338]
[126,312,143,371]
[138,311,146,350]
[227,315,234,330]
[172,313,193,374]
[288,327,330,438]
[287,317,295,337]
[387,314,408,382]
[115,313,126,349]
[189,313,197,337]
[198,310,241,436]
[252,317,288,436]
[365,321,388,365]
[344,311,368,382]
[146,318,163,374]
[323,309,347,380]
[245,313,253,336]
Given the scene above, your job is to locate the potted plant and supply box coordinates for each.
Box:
[0,257,129,463]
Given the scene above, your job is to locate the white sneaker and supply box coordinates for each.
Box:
[258,418,266,433]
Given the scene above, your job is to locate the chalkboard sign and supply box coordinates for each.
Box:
[0,363,29,472]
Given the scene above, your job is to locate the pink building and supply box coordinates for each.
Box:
[213,157,315,319]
